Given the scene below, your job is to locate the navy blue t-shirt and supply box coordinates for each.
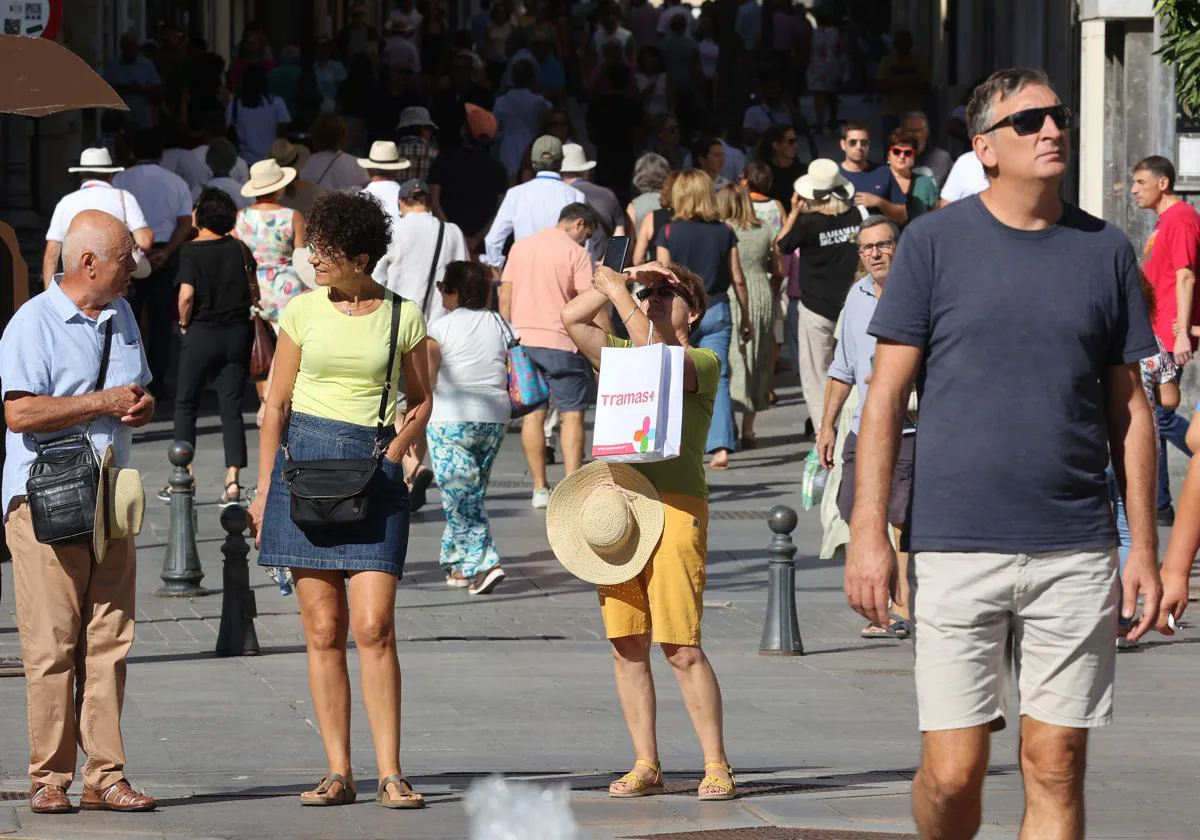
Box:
[868,195,1156,553]
[840,163,906,205]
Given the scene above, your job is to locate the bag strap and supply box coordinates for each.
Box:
[374,291,404,451]
[95,318,114,392]
[491,310,517,349]
[239,240,263,307]
[315,151,341,186]
[420,221,445,318]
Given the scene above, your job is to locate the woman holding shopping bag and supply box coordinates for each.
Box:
[557,260,736,801]
[425,261,510,595]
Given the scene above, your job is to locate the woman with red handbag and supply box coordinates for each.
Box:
[170,188,255,507]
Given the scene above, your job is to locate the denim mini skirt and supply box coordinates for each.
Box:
[258,412,410,576]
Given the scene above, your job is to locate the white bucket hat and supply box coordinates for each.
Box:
[560,143,597,174]
[93,446,145,562]
[793,158,855,201]
[546,461,664,586]
[69,147,124,174]
[241,159,298,198]
[356,140,412,171]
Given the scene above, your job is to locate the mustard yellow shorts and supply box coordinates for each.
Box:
[598,493,708,646]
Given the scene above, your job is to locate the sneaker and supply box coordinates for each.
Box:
[1158,505,1176,526]
[157,485,171,503]
[468,566,506,595]
[531,487,551,509]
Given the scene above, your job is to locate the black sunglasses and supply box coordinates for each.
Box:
[635,284,690,305]
[983,104,1072,136]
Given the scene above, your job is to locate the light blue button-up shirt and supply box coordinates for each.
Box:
[827,276,917,437]
[482,171,587,269]
[0,278,151,515]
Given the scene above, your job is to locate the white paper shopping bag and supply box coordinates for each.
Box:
[591,342,683,462]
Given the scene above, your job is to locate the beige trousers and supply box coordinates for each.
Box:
[797,301,837,429]
[7,502,136,790]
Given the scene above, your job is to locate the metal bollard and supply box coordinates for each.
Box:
[215,505,260,657]
[156,442,208,597]
[759,505,804,656]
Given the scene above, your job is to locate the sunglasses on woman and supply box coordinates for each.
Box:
[635,284,690,305]
[889,146,915,158]
[983,104,1072,136]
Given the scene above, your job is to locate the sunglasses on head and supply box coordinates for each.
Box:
[889,146,915,158]
[983,104,1072,136]
[846,138,869,147]
[635,284,690,305]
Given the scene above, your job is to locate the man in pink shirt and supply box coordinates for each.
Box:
[499,203,606,508]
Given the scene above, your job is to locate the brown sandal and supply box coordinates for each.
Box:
[375,773,425,809]
[80,779,156,812]
[30,783,71,814]
[299,773,356,806]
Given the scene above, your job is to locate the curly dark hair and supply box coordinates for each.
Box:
[306,191,392,274]
[193,187,238,235]
[439,261,492,310]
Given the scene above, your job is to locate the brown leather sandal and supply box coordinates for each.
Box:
[375,774,425,809]
[80,779,156,812]
[299,773,356,806]
[29,783,71,814]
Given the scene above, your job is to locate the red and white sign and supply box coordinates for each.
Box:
[3,0,62,40]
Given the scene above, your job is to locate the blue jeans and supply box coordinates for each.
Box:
[693,298,736,453]
[1157,404,1192,510]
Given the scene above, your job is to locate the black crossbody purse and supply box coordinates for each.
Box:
[281,293,402,530]
[26,320,113,546]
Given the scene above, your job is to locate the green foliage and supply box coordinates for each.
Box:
[1157,0,1200,115]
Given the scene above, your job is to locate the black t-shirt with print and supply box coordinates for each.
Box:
[778,207,863,321]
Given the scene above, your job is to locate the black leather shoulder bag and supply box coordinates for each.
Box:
[26,319,113,546]
[282,292,403,530]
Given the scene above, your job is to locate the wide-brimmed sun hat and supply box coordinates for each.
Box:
[357,140,412,170]
[546,461,664,586]
[793,158,855,201]
[269,137,311,171]
[93,445,146,562]
[241,159,297,198]
[560,143,596,174]
[69,147,124,174]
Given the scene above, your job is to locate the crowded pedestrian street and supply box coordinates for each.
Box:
[0,390,1195,839]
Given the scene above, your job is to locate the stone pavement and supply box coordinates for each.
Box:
[0,383,1199,840]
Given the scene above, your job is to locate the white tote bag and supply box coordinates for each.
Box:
[591,337,683,463]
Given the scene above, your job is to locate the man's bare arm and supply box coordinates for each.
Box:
[5,388,139,435]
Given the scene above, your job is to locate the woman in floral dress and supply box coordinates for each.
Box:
[237,158,308,402]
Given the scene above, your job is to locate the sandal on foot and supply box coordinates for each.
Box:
[860,621,910,639]
[697,762,737,801]
[375,774,425,809]
[609,759,663,798]
[219,481,241,508]
[29,783,71,814]
[299,773,356,806]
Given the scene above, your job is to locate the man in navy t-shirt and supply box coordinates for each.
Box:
[846,68,1162,839]
[838,123,907,226]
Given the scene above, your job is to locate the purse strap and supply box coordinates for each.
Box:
[420,221,445,318]
[490,310,517,349]
[95,318,114,392]
[314,151,342,186]
[374,291,404,453]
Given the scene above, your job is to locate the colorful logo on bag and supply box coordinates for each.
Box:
[633,416,655,453]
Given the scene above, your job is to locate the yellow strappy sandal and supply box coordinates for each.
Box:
[697,761,737,801]
[608,759,664,798]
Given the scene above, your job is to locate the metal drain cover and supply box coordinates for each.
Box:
[0,656,23,678]
[628,829,917,840]
[0,791,28,801]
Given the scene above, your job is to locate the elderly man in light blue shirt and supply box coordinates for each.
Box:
[482,135,586,271]
[816,214,915,639]
[0,210,157,814]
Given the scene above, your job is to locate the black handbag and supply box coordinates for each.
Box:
[281,292,402,530]
[26,320,113,546]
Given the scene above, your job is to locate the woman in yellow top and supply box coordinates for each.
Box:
[561,261,737,801]
[247,191,432,809]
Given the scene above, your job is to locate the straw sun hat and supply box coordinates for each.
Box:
[93,446,146,562]
[546,461,664,586]
[241,158,297,198]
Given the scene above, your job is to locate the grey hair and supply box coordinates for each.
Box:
[859,214,899,241]
[631,152,670,194]
[965,68,1053,139]
[61,227,112,272]
[901,111,929,126]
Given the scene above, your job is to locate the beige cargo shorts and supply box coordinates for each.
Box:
[910,547,1118,732]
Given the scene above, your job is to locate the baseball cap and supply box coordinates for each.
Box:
[531,135,564,169]
[398,179,429,199]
